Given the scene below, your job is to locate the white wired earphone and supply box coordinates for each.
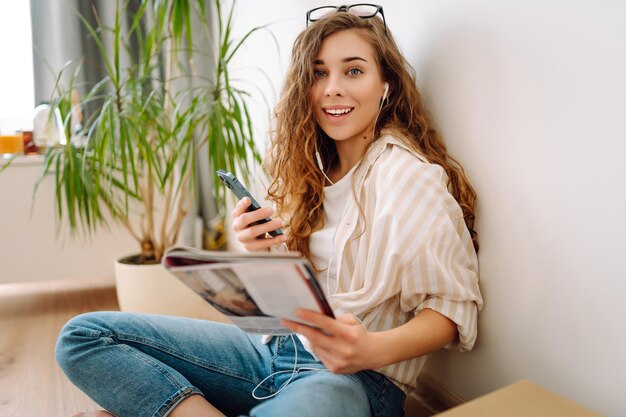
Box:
[252,334,327,400]
[382,81,390,102]
[315,82,389,185]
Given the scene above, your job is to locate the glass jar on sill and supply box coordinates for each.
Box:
[0,128,24,158]
[33,104,66,152]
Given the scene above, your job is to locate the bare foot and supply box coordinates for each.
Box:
[70,412,114,417]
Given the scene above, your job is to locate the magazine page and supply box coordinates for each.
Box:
[165,256,332,335]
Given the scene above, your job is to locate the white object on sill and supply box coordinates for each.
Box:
[33,104,66,148]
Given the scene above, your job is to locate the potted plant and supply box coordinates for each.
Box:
[38,0,265,318]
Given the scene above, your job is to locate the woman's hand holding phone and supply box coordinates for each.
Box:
[231,197,287,251]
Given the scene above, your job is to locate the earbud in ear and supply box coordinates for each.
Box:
[382,82,389,101]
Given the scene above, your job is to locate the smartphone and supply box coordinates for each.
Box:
[216,169,284,237]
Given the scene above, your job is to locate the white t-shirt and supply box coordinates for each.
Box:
[261,166,356,348]
[308,165,356,295]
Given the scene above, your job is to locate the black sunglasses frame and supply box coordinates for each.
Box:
[306,4,387,34]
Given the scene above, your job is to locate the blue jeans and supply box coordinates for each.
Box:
[55,312,405,417]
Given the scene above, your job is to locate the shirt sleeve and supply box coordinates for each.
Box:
[400,197,483,352]
[371,149,483,352]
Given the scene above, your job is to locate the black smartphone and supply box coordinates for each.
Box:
[216,170,284,238]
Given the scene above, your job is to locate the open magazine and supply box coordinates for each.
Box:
[162,246,334,335]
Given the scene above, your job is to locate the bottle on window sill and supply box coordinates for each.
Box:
[22,130,38,155]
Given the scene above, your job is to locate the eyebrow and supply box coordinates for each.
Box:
[314,56,368,65]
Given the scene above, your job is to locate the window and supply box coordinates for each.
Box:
[0,2,35,131]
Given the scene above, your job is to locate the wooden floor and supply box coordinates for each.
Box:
[0,278,439,417]
[0,278,119,417]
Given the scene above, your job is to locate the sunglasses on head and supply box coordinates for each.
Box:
[306,4,387,34]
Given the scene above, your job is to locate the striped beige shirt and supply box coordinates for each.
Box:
[325,133,483,394]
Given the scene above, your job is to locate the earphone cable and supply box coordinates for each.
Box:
[251,334,327,400]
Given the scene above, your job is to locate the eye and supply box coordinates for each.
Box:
[314,69,326,78]
[347,68,363,76]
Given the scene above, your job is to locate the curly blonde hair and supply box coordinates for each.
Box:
[266,13,478,262]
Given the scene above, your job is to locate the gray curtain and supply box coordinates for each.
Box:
[30,0,220,248]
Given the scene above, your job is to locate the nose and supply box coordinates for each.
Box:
[323,74,344,97]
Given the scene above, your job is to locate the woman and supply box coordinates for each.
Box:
[56,5,482,417]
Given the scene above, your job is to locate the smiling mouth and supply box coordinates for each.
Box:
[324,107,354,116]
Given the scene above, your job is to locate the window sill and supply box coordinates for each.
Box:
[1,154,45,168]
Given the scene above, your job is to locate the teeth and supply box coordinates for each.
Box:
[325,108,352,115]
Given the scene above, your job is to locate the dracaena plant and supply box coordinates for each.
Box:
[37,0,265,263]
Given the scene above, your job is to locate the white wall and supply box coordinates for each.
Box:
[0,159,137,283]
[409,3,626,416]
[228,1,626,415]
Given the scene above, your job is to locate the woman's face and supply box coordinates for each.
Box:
[310,29,386,146]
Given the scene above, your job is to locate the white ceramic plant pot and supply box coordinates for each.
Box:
[114,257,229,323]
